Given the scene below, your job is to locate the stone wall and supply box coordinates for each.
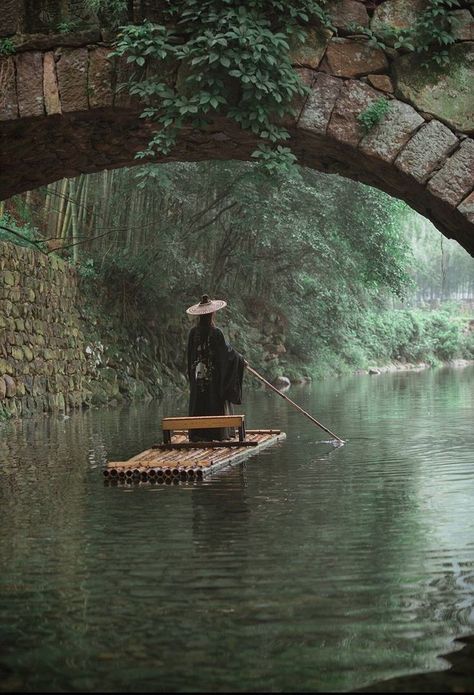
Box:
[0,240,89,417]
[0,240,179,418]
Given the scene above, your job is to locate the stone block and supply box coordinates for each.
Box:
[327,79,380,146]
[452,10,474,41]
[299,73,342,134]
[323,38,388,78]
[43,52,62,116]
[15,51,44,117]
[23,346,33,362]
[328,0,369,31]
[367,74,394,93]
[394,43,474,134]
[395,120,458,183]
[290,27,332,69]
[458,191,474,223]
[1,0,24,36]
[3,270,14,286]
[11,346,23,361]
[282,67,316,124]
[4,374,16,397]
[13,29,101,52]
[56,47,88,112]
[0,377,6,400]
[0,57,19,121]
[371,0,426,37]
[359,100,424,163]
[88,47,115,109]
[427,139,474,207]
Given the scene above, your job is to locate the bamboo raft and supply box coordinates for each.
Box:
[103,415,286,485]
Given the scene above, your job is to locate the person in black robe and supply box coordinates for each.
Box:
[186,294,246,441]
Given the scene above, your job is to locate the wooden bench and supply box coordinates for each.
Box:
[162,415,246,444]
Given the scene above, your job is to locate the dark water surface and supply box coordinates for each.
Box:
[0,367,473,692]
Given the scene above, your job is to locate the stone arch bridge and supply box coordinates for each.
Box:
[1,0,473,255]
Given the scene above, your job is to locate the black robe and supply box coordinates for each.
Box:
[187,325,244,441]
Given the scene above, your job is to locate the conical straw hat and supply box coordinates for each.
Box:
[186,294,227,315]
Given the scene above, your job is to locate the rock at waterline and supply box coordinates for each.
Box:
[273,376,291,388]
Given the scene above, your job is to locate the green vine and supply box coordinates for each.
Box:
[111,1,332,170]
[349,0,462,68]
[108,0,463,169]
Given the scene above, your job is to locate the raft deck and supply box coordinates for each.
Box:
[104,428,286,484]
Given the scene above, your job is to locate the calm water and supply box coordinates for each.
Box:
[0,367,473,692]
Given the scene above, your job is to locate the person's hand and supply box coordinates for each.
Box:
[244,359,249,367]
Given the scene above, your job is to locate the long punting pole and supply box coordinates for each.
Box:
[246,365,345,445]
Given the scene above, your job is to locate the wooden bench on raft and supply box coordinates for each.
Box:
[159,415,258,449]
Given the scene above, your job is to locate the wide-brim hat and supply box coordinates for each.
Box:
[186,294,227,315]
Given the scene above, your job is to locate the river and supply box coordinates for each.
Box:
[0,366,473,692]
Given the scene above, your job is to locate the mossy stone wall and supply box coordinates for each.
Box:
[0,241,90,417]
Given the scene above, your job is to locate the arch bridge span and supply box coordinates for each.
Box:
[0,6,473,255]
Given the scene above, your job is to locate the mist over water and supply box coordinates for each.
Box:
[0,367,473,692]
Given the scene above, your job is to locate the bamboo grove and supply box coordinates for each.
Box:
[2,162,474,377]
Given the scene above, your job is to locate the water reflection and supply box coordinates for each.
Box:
[0,367,473,691]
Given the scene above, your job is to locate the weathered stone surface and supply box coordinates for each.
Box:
[0,57,18,121]
[13,29,101,53]
[3,270,15,286]
[56,47,88,112]
[367,74,394,93]
[323,38,388,77]
[0,378,6,400]
[395,120,458,183]
[327,80,380,146]
[458,191,474,223]
[452,10,474,41]
[43,52,61,116]
[1,0,24,36]
[394,43,474,134]
[23,346,34,362]
[427,139,474,207]
[371,0,426,37]
[327,0,369,31]
[359,100,424,163]
[283,67,316,125]
[291,27,332,69]
[4,375,16,398]
[15,51,44,118]
[299,73,342,134]
[88,47,114,109]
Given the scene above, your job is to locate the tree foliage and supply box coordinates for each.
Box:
[5,161,473,377]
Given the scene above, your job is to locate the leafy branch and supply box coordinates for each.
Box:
[348,0,461,68]
[111,1,331,171]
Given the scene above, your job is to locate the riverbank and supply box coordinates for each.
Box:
[353,358,474,377]
[0,237,473,419]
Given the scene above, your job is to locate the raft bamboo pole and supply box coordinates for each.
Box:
[105,432,285,483]
[246,365,344,444]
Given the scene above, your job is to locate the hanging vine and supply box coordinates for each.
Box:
[111,1,332,170]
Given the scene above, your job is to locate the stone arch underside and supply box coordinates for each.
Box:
[1,41,473,256]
